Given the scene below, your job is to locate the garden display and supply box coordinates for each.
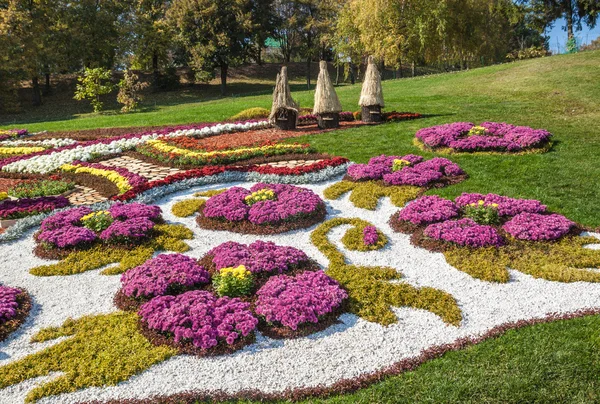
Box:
[414,121,553,153]
[0,115,599,404]
[324,154,466,210]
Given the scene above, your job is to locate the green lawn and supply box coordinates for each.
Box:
[3,51,600,402]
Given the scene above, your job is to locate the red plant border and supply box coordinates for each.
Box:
[112,157,349,202]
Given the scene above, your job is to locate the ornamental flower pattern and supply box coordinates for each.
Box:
[415,122,552,153]
[0,286,22,324]
[37,203,162,249]
[390,192,599,283]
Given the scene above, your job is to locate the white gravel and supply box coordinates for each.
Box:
[1,179,599,404]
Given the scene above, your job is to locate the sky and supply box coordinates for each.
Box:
[547,18,600,54]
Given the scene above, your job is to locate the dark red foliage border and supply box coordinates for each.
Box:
[82,308,600,404]
[111,157,349,202]
[0,289,32,342]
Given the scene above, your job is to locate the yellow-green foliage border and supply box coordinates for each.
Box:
[30,224,193,276]
[312,218,462,326]
[444,235,600,283]
[172,199,206,218]
[324,180,421,211]
[0,312,176,403]
[412,138,553,156]
[337,218,388,251]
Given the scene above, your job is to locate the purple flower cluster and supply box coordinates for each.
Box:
[0,196,70,220]
[71,161,148,187]
[363,226,379,246]
[121,254,210,299]
[0,129,28,142]
[0,286,22,324]
[347,154,463,187]
[455,193,546,216]
[208,240,309,274]
[99,217,155,241]
[139,290,258,349]
[255,271,347,330]
[203,183,323,225]
[424,218,504,248]
[415,122,552,152]
[398,196,460,225]
[37,203,161,249]
[109,202,162,221]
[503,213,574,241]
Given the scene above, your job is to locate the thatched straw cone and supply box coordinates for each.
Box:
[313,61,342,128]
[270,66,299,130]
[359,56,384,123]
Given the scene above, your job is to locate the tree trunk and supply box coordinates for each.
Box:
[335,63,340,85]
[220,63,228,96]
[256,44,263,65]
[43,72,51,96]
[152,52,159,88]
[306,58,311,90]
[411,61,415,77]
[32,76,42,106]
[349,63,355,85]
[566,1,574,40]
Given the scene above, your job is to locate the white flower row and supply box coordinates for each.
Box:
[1,120,271,174]
[0,138,78,148]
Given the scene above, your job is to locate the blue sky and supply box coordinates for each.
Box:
[547,18,600,53]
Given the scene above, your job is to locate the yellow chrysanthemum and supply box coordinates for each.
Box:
[219,265,251,280]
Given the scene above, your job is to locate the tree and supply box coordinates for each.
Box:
[250,0,278,64]
[73,67,114,112]
[128,0,174,86]
[528,0,600,40]
[167,0,256,95]
[117,70,149,113]
[0,0,61,106]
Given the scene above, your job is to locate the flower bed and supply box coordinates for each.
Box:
[0,129,28,141]
[119,240,345,353]
[135,140,313,167]
[197,183,327,234]
[35,203,163,258]
[324,154,466,210]
[414,122,552,153]
[0,286,32,342]
[0,196,70,221]
[388,193,596,283]
[61,161,147,196]
[7,177,75,199]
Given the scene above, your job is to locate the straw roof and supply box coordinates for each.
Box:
[269,66,298,123]
[313,61,342,114]
[359,56,385,107]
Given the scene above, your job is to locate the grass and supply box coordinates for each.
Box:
[3,51,600,402]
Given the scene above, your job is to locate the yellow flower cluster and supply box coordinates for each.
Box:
[0,192,8,201]
[0,146,46,155]
[244,189,276,205]
[61,164,132,194]
[469,200,499,208]
[391,159,411,172]
[146,140,305,159]
[219,265,251,280]
[81,211,111,222]
[468,126,488,136]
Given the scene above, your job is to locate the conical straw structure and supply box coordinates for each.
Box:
[359,56,384,107]
[269,66,298,123]
[313,61,342,114]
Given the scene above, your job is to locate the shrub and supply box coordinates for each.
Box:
[73,67,114,112]
[117,70,149,113]
[230,107,269,121]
